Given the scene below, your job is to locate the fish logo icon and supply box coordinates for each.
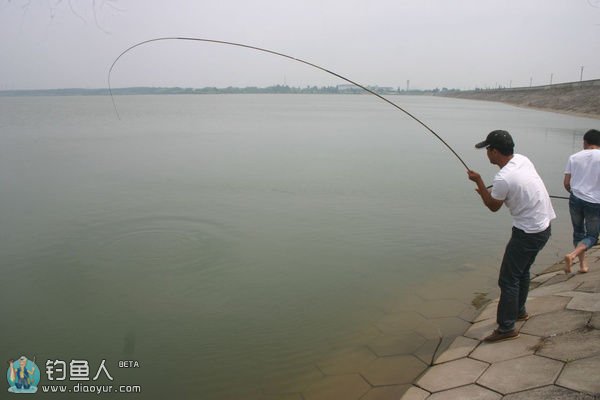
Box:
[7,356,40,394]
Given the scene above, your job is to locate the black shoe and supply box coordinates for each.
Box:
[484,329,519,343]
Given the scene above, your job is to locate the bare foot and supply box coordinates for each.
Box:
[579,262,589,273]
[564,254,574,274]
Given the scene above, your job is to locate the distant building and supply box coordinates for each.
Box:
[337,84,397,94]
[337,84,361,93]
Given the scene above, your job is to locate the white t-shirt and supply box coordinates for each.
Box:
[564,149,600,204]
[491,154,556,233]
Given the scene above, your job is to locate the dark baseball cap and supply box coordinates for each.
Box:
[475,130,514,150]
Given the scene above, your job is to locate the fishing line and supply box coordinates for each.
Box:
[107,37,470,170]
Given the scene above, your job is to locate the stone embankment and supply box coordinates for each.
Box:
[401,247,600,399]
[438,79,600,119]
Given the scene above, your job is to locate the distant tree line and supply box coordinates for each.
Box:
[0,85,463,97]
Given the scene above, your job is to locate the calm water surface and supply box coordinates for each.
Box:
[0,94,595,398]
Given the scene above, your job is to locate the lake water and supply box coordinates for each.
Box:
[0,94,596,398]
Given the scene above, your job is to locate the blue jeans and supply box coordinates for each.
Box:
[497,226,551,333]
[569,194,600,249]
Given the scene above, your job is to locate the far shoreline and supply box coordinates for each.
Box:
[437,79,600,121]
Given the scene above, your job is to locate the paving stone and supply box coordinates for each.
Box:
[367,334,426,357]
[414,336,454,366]
[539,261,566,275]
[590,312,600,329]
[427,384,502,400]
[568,267,600,284]
[537,328,600,361]
[525,295,570,316]
[528,279,581,297]
[531,272,561,284]
[434,335,479,364]
[464,317,525,340]
[541,273,573,287]
[316,346,376,375]
[375,312,431,333]
[399,386,429,400]
[529,281,542,290]
[416,357,489,392]
[470,333,541,363]
[408,317,471,345]
[565,292,600,312]
[501,384,596,400]
[464,318,497,340]
[473,301,498,322]
[477,355,563,394]
[520,309,591,337]
[328,325,382,350]
[262,366,323,395]
[302,374,370,400]
[260,394,303,400]
[361,355,427,386]
[360,384,411,400]
[458,305,480,322]
[556,354,600,393]
[418,299,468,318]
[577,278,600,293]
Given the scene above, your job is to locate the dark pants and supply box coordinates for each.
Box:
[497,225,551,333]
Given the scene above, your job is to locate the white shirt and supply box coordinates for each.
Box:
[491,154,556,233]
[564,149,600,204]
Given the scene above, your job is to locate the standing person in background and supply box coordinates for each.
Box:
[467,130,555,342]
[564,129,600,274]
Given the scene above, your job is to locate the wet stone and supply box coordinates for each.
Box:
[422,317,471,338]
[418,299,468,319]
[367,334,426,357]
[360,384,411,400]
[361,355,427,386]
[316,346,377,375]
[375,312,430,333]
[302,375,370,400]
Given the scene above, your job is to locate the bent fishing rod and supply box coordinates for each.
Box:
[108,37,569,201]
[107,36,470,171]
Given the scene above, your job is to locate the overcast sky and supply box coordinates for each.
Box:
[1,0,599,90]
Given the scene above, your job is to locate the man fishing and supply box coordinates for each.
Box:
[467,130,555,342]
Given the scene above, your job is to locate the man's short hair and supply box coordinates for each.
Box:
[583,129,600,146]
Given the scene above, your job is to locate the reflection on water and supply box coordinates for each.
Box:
[0,94,594,398]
